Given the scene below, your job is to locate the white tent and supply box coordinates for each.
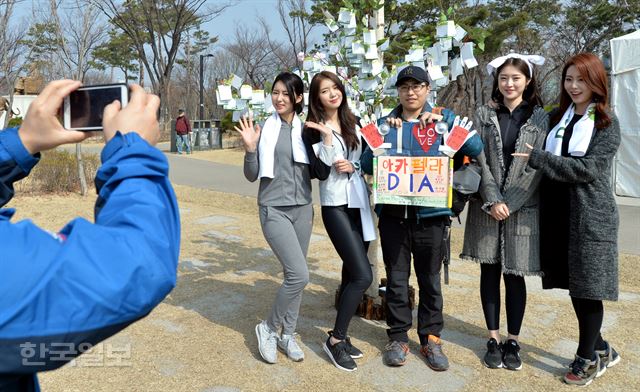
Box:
[610,30,640,198]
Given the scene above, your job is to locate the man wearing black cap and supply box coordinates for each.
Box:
[361,65,483,371]
[175,109,192,154]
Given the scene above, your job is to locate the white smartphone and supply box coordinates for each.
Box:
[63,84,129,131]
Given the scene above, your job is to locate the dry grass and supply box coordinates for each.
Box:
[14,149,100,194]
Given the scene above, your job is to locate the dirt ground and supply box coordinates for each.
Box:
[5,182,639,392]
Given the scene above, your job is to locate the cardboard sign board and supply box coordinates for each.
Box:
[371,121,451,207]
[374,155,452,208]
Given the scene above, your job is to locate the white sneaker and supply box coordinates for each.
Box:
[255,321,278,364]
[278,333,304,362]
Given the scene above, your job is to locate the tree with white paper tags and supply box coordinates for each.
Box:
[301,2,482,121]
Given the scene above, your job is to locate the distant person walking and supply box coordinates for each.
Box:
[175,109,192,154]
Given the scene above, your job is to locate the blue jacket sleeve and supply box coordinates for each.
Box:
[0,132,180,374]
[0,128,40,207]
[441,108,456,129]
[458,133,484,158]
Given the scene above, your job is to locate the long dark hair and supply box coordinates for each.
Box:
[272,72,304,115]
[553,52,611,130]
[490,57,543,109]
[306,71,358,150]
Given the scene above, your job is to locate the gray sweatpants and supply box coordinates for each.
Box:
[260,204,313,335]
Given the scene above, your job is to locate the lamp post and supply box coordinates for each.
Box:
[199,53,214,122]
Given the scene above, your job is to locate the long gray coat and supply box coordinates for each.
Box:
[461,105,548,276]
[529,113,620,301]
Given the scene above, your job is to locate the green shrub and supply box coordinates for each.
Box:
[220,111,234,133]
[7,116,23,127]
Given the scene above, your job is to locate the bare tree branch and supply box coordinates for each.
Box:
[91,0,232,122]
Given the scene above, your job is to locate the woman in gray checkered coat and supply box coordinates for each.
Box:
[461,55,548,371]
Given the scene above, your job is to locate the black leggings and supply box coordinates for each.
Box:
[322,205,372,341]
[480,263,527,336]
[571,296,606,359]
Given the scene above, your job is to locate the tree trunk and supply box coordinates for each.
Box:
[73,63,88,196]
[139,59,145,87]
[2,87,13,130]
[2,72,19,129]
[364,0,386,299]
[76,143,88,196]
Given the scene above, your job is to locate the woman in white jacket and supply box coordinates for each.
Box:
[303,71,375,372]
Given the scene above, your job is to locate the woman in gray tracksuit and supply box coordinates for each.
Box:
[236,72,320,365]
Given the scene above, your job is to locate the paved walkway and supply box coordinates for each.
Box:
[164,152,640,256]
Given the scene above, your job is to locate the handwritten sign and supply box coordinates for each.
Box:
[373,156,452,207]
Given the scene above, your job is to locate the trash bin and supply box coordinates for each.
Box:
[211,128,221,149]
[192,120,212,151]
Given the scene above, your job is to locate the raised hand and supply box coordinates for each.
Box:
[102,84,160,145]
[234,115,261,152]
[304,120,333,136]
[304,120,333,145]
[18,80,92,154]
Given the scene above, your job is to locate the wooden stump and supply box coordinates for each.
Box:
[335,279,416,321]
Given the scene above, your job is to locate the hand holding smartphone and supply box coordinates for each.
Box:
[63,84,129,131]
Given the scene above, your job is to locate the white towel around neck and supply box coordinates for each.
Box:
[545,103,596,157]
[258,112,309,179]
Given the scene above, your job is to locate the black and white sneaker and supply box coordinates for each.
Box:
[323,337,357,372]
[483,338,503,369]
[345,335,363,359]
[596,340,621,369]
[502,339,522,371]
[328,330,363,359]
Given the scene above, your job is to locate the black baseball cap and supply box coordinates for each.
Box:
[395,66,429,87]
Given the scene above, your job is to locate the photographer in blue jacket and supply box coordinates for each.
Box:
[361,66,482,371]
[0,80,180,392]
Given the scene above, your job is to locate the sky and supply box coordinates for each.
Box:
[10,0,325,48]
[5,0,326,85]
[204,0,324,48]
